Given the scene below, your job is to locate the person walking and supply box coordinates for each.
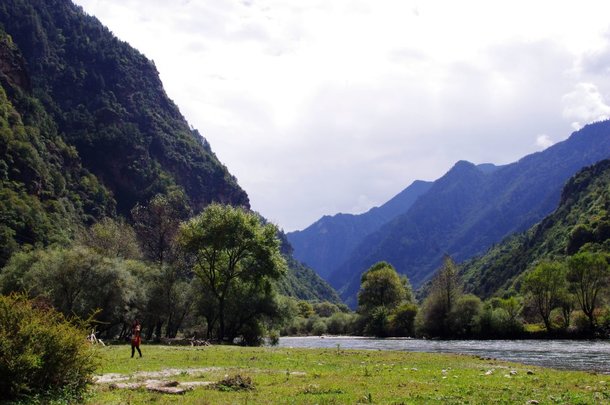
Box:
[131,319,142,358]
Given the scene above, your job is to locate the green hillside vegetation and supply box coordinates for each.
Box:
[461,159,610,298]
[0,30,113,266]
[0,0,248,215]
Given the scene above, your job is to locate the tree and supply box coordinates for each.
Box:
[416,255,461,337]
[78,217,141,259]
[358,262,408,312]
[131,190,191,266]
[389,303,418,336]
[179,204,286,342]
[449,294,483,337]
[566,251,610,330]
[521,261,566,332]
[131,190,193,338]
[357,262,414,337]
[0,246,146,337]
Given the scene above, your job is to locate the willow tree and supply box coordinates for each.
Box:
[179,204,286,342]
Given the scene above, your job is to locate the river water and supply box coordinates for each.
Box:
[279,336,610,373]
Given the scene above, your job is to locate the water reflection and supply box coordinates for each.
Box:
[279,336,610,373]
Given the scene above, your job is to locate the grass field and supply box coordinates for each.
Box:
[87,344,610,404]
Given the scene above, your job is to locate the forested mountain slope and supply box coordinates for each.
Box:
[331,122,610,306]
[0,0,248,215]
[0,29,113,266]
[287,180,432,279]
[460,159,610,298]
[0,0,339,303]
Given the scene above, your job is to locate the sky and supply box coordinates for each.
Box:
[73,0,610,232]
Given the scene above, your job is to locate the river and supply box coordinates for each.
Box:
[279,336,610,373]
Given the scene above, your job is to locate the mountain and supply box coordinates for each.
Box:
[460,159,610,298]
[0,0,248,217]
[331,121,610,306]
[0,0,341,303]
[0,29,114,265]
[287,180,432,279]
[276,231,342,303]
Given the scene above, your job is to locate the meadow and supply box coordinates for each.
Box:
[87,344,610,404]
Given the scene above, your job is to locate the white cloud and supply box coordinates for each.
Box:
[562,82,610,130]
[536,134,554,149]
[73,0,610,231]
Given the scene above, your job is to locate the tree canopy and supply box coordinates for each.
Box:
[179,204,286,342]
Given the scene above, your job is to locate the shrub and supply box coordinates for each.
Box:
[311,320,328,336]
[268,330,280,346]
[389,303,418,336]
[326,312,350,335]
[0,294,98,402]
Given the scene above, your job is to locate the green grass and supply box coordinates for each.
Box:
[87,344,610,404]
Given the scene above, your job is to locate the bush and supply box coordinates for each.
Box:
[311,320,328,336]
[0,294,98,402]
[389,303,418,336]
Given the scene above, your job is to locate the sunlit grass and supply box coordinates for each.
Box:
[87,344,610,404]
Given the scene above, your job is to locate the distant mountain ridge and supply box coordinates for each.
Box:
[287,180,432,279]
[326,121,610,306]
[460,158,610,298]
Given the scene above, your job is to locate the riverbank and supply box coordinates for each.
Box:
[88,345,609,404]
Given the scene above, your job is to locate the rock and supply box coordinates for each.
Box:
[484,370,493,375]
[526,400,539,404]
[510,370,517,376]
[146,385,191,395]
[526,370,535,375]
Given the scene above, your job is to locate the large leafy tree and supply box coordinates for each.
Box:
[567,251,610,330]
[357,261,415,337]
[179,204,286,342]
[521,261,566,332]
[358,262,408,312]
[0,246,147,336]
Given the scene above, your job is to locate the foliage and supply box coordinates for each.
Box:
[0,0,249,217]
[0,41,114,267]
[275,253,342,304]
[131,190,191,266]
[449,294,483,337]
[521,261,567,332]
[566,251,610,330]
[388,302,418,336]
[358,261,408,312]
[179,204,286,343]
[356,261,415,337]
[0,294,97,402]
[0,246,147,336]
[416,255,462,337]
[462,159,610,298]
[78,216,141,259]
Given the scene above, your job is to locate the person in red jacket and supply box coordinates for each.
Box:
[131,319,142,358]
